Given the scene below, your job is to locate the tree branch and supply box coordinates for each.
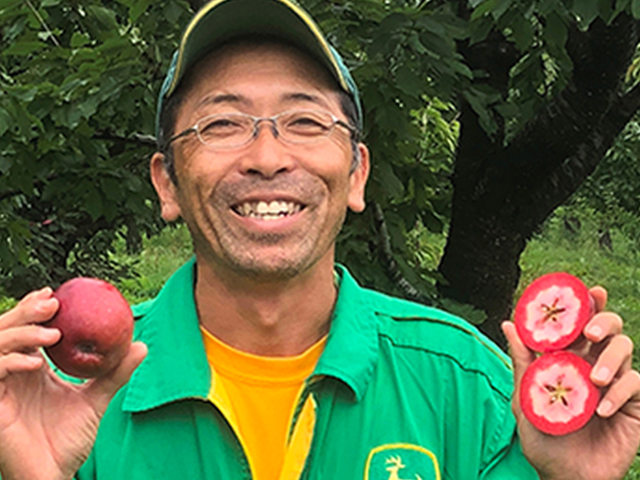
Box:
[0,130,160,204]
[372,202,431,304]
[93,132,157,147]
[503,14,640,181]
[521,83,640,232]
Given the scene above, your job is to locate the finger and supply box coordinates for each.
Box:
[596,369,640,418]
[0,288,59,330]
[589,286,607,313]
[0,352,45,380]
[84,342,148,414]
[583,311,623,343]
[502,321,536,390]
[590,334,634,387]
[0,325,61,355]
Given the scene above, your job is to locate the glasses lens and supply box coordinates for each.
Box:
[196,114,253,148]
[279,110,334,143]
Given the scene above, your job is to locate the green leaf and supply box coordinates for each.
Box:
[544,12,568,48]
[471,0,497,21]
[2,41,47,56]
[0,107,12,137]
[86,5,119,31]
[0,0,22,8]
[491,0,511,21]
[469,16,493,44]
[632,0,640,18]
[378,12,411,34]
[572,0,599,25]
[70,32,91,48]
[85,190,104,221]
[597,0,614,19]
[130,0,153,23]
[377,161,405,200]
[395,66,424,96]
[510,13,534,51]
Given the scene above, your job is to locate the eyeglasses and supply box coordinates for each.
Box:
[161,109,358,151]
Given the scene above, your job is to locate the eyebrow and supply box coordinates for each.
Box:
[281,92,331,109]
[195,93,249,111]
[194,91,332,113]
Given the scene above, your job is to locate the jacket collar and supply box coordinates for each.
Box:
[313,265,379,401]
[122,257,210,412]
[121,259,379,412]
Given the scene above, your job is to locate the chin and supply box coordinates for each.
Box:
[226,249,322,281]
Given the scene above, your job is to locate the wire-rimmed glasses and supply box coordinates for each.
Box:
[161,109,358,151]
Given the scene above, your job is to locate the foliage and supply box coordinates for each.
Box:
[2,0,640,328]
[114,223,193,303]
[0,0,193,296]
[575,114,640,229]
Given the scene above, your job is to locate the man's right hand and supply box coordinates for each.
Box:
[0,287,147,480]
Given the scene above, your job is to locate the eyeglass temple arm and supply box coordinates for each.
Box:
[160,127,197,153]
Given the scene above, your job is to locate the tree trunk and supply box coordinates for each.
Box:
[437,14,640,347]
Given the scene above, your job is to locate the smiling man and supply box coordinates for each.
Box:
[0,1,640,480]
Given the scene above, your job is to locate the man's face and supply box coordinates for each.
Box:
[151,42,369,281]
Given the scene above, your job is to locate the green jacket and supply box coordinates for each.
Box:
[75,258,538,479]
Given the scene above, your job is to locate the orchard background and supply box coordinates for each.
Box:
[2,1,640,471]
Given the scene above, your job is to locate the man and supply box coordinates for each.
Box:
[0,0,639,479]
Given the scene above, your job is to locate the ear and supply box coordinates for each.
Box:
[347,143,370,213]
[150,152,182,222]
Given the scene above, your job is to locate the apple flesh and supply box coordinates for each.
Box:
[514,272,594,353]
[45,278,133,378]
[520,351,600,435]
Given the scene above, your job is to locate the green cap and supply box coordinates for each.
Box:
[156,0,362,142]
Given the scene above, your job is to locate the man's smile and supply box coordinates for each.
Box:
[231,200,305,220]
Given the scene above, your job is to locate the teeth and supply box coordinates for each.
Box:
[235,200,302,219]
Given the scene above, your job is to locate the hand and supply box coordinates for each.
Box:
[0,287,147,480]
[502,286,640,480]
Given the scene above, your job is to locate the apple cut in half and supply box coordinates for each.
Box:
[520,351,599,436]
[514,272,594,352]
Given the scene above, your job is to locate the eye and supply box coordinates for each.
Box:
[285,112,331,135]
[199,116,244,135]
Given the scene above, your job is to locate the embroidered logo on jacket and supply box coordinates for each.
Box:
[364,444,440,480]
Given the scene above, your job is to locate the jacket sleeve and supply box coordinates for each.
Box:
[479,429,539,479]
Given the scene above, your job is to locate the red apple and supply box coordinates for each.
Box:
[520,351,600,435]
[45,278,133,378]
[514,272,594,352]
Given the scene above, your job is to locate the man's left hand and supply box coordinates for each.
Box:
[502,286,640,480]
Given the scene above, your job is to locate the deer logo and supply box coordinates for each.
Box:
[364,443,439,480]
[385,455,423,480]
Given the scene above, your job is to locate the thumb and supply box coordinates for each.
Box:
[502,321,536,412]
[84,341,147,414]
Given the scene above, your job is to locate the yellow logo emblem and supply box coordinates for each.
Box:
[364,444,440,480]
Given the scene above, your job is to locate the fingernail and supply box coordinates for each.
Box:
[593,366,611,382]
[587,325,602,339]
[41,328,60,340]
[597,399,613,417]
[35,299,55,314]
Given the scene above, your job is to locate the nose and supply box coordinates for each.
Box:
[239,119,295,178]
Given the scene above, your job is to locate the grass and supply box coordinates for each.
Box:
[520,206,640,371]
[516,207,640,480]
[112,223,193,305]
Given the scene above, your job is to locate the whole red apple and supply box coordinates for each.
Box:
[45,278,134,378]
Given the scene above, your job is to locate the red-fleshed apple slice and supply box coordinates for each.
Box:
[45,278,134,378]
[514,272,594,352]
[520,351,600,436]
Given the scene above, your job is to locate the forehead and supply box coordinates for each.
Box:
[177,40,341,116]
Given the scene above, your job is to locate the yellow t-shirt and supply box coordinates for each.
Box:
[201,327,326,480]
